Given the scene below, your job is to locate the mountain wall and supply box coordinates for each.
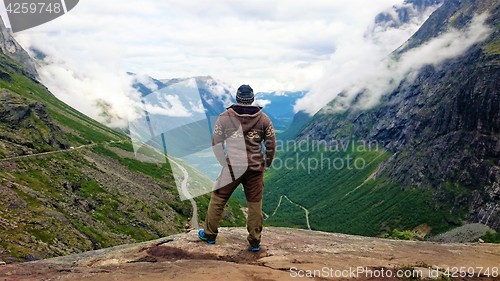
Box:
[296,0,499,230]
[0,17,38,79]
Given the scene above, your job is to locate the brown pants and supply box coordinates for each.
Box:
[204,166,263,247]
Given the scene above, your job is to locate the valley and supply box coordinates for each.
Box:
[0,0,498,273]
[255,0,500,239]
[0,38,244,263]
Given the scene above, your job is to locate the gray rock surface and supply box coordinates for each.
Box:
[0,16,38,79]
[431,223,493,243]
[1,227,499,280]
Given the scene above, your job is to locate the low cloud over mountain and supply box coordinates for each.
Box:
[295,9,492,115]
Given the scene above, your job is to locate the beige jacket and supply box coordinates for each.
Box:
[212,104,276,169]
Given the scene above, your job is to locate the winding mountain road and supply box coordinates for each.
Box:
[0,139,201,229]
[167,157,200,229]
[269,195,311,230]
[0,140,118,162]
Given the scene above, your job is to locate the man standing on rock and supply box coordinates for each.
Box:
[199,84,276,252]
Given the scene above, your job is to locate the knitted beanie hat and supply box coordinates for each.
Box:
[236,84,254,104]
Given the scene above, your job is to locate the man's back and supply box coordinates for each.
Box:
[200,84,276,252]
[213,104,276,169]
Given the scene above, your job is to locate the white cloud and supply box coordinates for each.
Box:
[35,54,140,127]
[7,0,404,125]
[295,9,492,115]
[204,78,234,98]
[132,74,159,92]
[294,2,440,114]
[145,94,192,117]
[255,99,272,108]
[189,100,205,114]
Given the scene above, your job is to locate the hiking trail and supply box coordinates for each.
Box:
[269,195,311,230]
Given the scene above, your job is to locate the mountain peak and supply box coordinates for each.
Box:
[0,16,38,79]
[374,0,443,28]
[397,0,498,53]
[159,75,215,84]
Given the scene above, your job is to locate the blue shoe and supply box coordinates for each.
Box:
[248,245,260,252]
[198,229,216,244]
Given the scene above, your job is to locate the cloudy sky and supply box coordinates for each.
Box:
[0,0,409,123]
[3,0,487,125]
[8,0,403,88]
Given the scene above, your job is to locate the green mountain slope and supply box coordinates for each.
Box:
[0,48,243,262]
[262,145,459,236]
[262,0,499,237]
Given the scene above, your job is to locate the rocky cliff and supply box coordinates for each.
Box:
[0,17,38,79]
[0,90,69,156]
[297,0,499,230]
[1,227,499,280]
